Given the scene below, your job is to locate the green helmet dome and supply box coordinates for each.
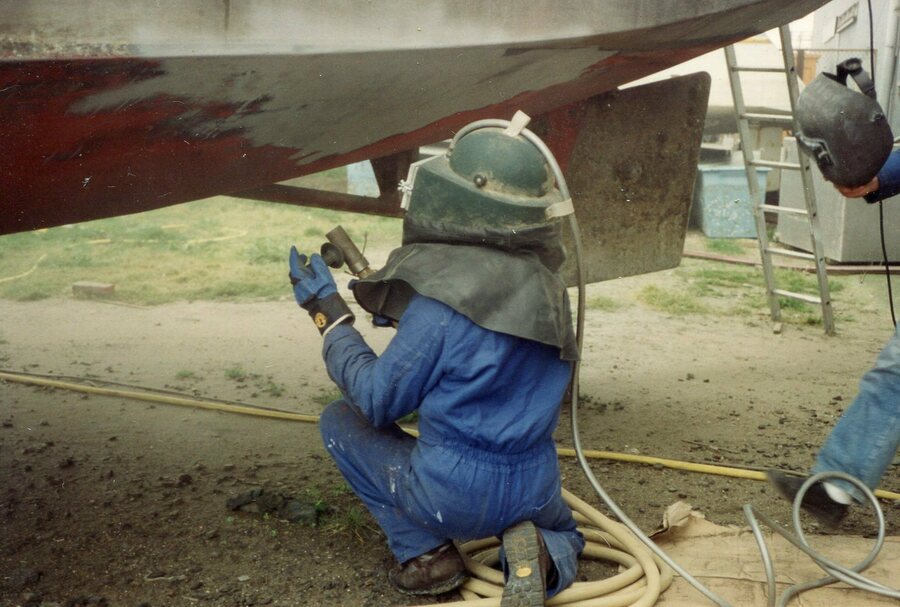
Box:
[402,125,567,270]
[449,127,556,198]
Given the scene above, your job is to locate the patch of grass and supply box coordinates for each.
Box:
[587,294,625,312]
[684,266,761,297]
[175,369,199,380]
[0,189,401,305]
[16,287,55,301]
[704,238,746,256]
[327,504,376,539]
[330,482,353,497]
[773,268,844,295]
[397,411,419,425]
[245,239,285,265]
[225,365,253,382]
[637,284,708,315]
[221,366,288,397]
[263,380,285,398]
[674,262,845,326]
[313,389,343,408]
[778,296,811,312]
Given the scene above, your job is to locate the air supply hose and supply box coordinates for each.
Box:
[423,488,674,607]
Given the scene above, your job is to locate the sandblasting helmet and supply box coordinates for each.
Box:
[351,112,579,359]
[795,58,893,187]
[399,116,570,271]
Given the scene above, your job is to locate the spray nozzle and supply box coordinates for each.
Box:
[318,225,374,278]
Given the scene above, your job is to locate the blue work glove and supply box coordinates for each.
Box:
[289,247,353,335]
[289,248,337,308]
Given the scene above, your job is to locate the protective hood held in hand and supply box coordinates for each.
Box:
[795,57,894,188]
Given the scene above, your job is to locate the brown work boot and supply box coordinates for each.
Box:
[388,542,468,596]
[500,521,550,607]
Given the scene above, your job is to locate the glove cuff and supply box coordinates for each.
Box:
[304,293,355,336]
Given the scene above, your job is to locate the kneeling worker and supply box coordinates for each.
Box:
[288,118,585,605]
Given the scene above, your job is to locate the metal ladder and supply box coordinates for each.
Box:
[724,24,835,334]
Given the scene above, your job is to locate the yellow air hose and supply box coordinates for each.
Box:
[2,370,896,500]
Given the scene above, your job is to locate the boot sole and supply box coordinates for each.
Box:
[500,521,545,607]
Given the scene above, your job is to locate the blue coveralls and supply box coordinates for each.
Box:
[816,148,900,500]
[865,148,900,202]
[318,293,584,596]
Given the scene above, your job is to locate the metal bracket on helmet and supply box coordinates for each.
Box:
[795,134,834,167]
[398,154,443,211]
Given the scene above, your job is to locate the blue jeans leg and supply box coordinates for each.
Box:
[319,400,446,562]
[813,325,900,502]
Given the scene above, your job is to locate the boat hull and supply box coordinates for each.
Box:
[1,0,828,234]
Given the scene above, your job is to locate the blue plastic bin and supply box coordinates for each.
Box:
[690,164,769,238]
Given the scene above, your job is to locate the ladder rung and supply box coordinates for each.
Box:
[760,204,808,216]
[730,66,788,73]
[773,289,822,304]
[740,112,794,126]
[765,246,816,261]
[750,159,800,170]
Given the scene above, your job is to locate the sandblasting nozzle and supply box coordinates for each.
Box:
[326,225,374,278]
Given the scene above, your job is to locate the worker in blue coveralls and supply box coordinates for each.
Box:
[288,120,584,606]
[769,58,900,524]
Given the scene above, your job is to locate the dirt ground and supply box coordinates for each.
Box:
[1,261,898,607]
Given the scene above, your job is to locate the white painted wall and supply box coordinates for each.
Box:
[811,0,900,131]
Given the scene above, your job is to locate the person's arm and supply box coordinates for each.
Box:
[322,295,448,428]
[855,149,900,202]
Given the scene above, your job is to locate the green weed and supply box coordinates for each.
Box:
[327,504,376,539]
[225,365,253,382]
[637,284,708,315]
[330,482,353,497]
[587,295,624,312]
[313,389,343,407]
[397,411,419,425]
[704,238,746,256]
[263,380,285,397]
[175,370,198,380]
[685,267,760,289]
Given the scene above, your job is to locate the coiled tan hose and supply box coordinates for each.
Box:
[412,487,674,607]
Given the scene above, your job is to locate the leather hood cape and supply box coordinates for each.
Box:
[351,219,578,361]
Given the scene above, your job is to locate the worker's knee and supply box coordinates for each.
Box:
[318,399,355,443]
